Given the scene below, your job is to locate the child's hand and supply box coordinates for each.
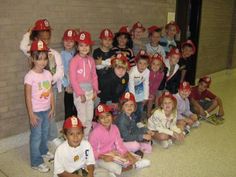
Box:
[65,86,73,93]
[173,132,184,142]
[92,92,97,101]
[101,155,113,162]
[143,134,152,141]
[80,95,86,103]
[148,94,155,101]
[124,152,137,165]
[48,108,55,119]
[95,57,103,65]
[29,113,40,127]
[147,130,155,136]
[142,100,148,106]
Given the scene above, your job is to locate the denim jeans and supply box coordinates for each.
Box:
[134,102,143,123]
[30,110,49,166]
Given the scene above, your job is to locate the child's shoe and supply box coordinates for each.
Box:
[136,122,145,128]
[167,139,173,146]
[134,150,144,158]
[160,140,169,149]
[32,163,50,173]
[135,159,151,169]
[192,120,200,128]
[109,172,117,177]
[42,151,54,160]
[183,128,190,136]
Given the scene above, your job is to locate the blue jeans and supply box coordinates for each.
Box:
[134,102,143,123]
[30,110,49,166]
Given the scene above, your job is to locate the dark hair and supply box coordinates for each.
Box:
[148,28,162,37]
[113,32,133,49]
[30,30,51,41]
[182,43,193,50]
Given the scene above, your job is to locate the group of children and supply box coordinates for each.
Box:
[21,19,225,177]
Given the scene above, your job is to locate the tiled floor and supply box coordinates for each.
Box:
[0,69,236,177]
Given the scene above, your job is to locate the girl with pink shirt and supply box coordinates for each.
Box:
[69,31,98,138]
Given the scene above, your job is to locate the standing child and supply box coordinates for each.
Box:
[128,50,150,123]
[148,91,184,149]
[69,31,98,138]
[24,40,54,172]
[115,92,153,154]
[147,53,165,118]
[174,82,200,135]
[61,29,78,119]
[112,26,136,67]
[131,21,146,56]
[189,76,224,118]
[160,21,179,54]
[89,104,151,176]
[54,116,109,177]
[145,26,166,59]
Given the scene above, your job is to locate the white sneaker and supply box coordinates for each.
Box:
[42,152,54,160]
[168,139,173,146]
[192,121,200,128]
[135,159,151,169]
[137,122,145,128]
[186,125,191,130]
[32,163,50,173]
[160,140,169,149]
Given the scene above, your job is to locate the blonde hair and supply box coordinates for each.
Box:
[112,59,129,70]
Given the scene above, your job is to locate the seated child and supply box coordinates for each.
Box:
[189,76,224,118]
[148,91,185,149]
[115,92,153,155]
[89,104,151,176]
[54,116,109,177]
[174,82,200,135]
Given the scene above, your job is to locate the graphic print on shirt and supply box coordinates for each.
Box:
[48,53,57,75]
[39,80,51,99]
[134,76,144,101]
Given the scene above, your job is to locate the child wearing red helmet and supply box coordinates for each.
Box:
[61,29,78,120]
[69,31,98,139]
[190,76,224,119]
[148,91,184,148]
[54,116,109,177]
[89,104,150,176]
[24,40,54,172]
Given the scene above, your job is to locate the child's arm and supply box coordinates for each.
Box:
[19,32,31,57]
[90,58,98,98]
[86,164,94,177]
[58,172,83,177]
[143,70,150,102]
[216,97,224,116]
[128,69,135,95]
[180,69,187,83]
[51,49,64,86]
[48,87,55,118]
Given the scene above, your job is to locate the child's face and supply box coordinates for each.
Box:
[150,31,161,45]
[114,67,127,78]
[78,43,90,56]
[66,127,84,148]
[182,46,194,58]
[32,52,48,71]
[122,100,135,116]
[98,112,113,129]
[133,28,144,40]
[166,25,177,38]
[162,97,175,115]
[150,59,162,72]
[169,54,180,66]
[101,38,113,49]
[179,89,191,99]
[198,81,208,93]
[137,59,148,73]
[38,31,51,45]
[64,40,76,51]
[117,34,128,48]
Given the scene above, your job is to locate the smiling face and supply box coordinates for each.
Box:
[63,39,76,51]
[98,112,113,129]
[32,52,48,72]
[137,59,148,73]
[198,81,208,93]
[65,127,84,148]
[114,66,126,78]
[150,31,161,46]
[182,46,194,58]
[78,43,90,57]
[133,28,144,40]
[166,25,177,39]
[162,97,175,116]
[122,100,135,116]
[101,37,113,49]
[169,54,180,66]
[38,31,51,45]
[150,59,162,72]
[117,34,128,48]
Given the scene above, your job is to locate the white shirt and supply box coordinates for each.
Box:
[54,140,95,176]
[145,43,166,59]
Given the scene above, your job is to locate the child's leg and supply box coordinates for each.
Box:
[123,141,141,152]
[40,110,50,156]
[139,142,152,153]
[64,91,77,119]
[152,132,170,141]
[147,95,154,118]
[96,160,122,175]
[85,99,94,138]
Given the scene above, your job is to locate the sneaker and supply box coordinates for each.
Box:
[160,140,169,149]
[42,152,54,160]
[32,163,50,173]
[183,128,190,135]
[186,125,191,130]
[192,121,200,128]
[137,122,145,128]
[109,172,117,177]
[135,159,151,169]
[167,139,173,146]
[134,150,144,158]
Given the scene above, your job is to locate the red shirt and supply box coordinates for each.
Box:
[190,86,216,101]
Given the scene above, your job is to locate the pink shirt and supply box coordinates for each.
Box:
[89,124,128,160]
[149,70,164,95]
[69,54,98,97]
[24,69,52,112]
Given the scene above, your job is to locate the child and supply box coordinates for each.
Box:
[20,19,64,145]
[130,21,146,56]
[54,116,109,177]
[69,31,98,139]
[174,82,200,134]
[89,104,151,176]
[178,40,196,85]
[147,53,165,118]
[128,50,150,123]
[160,21,179,54]
[115,92,153,154]
[189,76,224,118]
[112,26,135,67]
[164,48,181,94]
[24,40,54,172]
[61,29,78,119]
[145,25,166,59]
[148,91,184,148]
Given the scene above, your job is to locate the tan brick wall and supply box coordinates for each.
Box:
[197,0,235,77]
[0,0,176,139]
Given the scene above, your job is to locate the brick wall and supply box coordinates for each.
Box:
[0,0,176,139]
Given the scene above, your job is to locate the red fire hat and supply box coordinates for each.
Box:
[63,116,85,130]
[147,25,161,34]
[135,49,150,63]
[150,53,165,66]
[29,40,49,52]
[111,53,130,69]
[167,48,181,58]
[76,31,94,45]
[131,21,145,32]
[32,19,51,31]
[99,28,114,39]
[120,92,136,105]
[95,104,112,117]
[165,21,180,33]
[158,91,177,107]
[181,40,196,54]
[199,75,211,88]
[179,81,191,91]
[119,26,130,34]
[63,29,78,41]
